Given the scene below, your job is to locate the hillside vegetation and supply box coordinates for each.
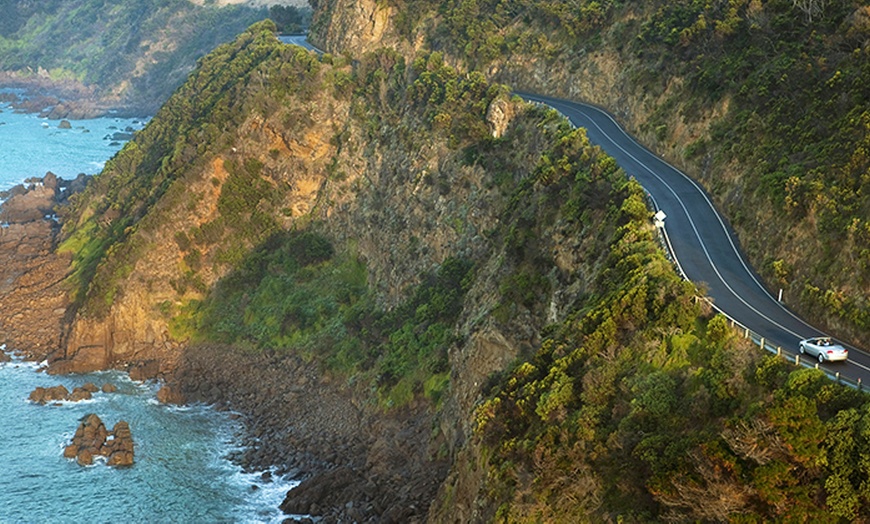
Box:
[0,0,268,112]
[48,20,870,521]
[314,0,870,347]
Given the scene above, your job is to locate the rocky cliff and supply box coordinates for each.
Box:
[310,0,870,348]
[5,5,870,521]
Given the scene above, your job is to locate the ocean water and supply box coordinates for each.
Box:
[0,358,297,523]
[0,97,143,191]
[0,102,298,522]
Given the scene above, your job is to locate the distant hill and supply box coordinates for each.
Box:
[0,0,269,114]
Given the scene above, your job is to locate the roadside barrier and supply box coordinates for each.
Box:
[528,97,866,392]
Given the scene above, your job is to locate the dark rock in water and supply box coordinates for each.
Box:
[101,383,118,393]
[30,382,105,403]
[0,351,10,363]
[104,131,134,141]
[156,383,184,405]
[58,120,72,129]
[65,414,134,467]
[129,360,160,381]
[29,385,69,404]
[68,387,92,402]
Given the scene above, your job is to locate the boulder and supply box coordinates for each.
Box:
[101,383,118,393]
[28,385,69,404]
[67,387,92,402]
[82,382,99,393]
[58,120,72,129]
[128,360,160,381]
[156,383,184,405]
[76,448,93,466]
[65,414,134,467]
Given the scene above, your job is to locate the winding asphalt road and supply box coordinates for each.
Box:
[519,93,870,384]
[276,35,869,384]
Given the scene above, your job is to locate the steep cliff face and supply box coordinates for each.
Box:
[53,25,343,374]
[311,0,870,347]
[34,19,675,519]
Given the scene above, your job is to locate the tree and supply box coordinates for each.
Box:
[792,0,828,23]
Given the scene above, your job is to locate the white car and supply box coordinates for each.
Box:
[799,337,848,363]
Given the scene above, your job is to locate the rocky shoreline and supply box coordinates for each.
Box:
[170,344,447,523]
[0,75,146,119]
[0,179,446,522]
[0,173,82,361]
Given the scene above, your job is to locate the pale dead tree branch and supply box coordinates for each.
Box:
[792,0,828,23]
[722,418,789,465]
[656,449,754,523]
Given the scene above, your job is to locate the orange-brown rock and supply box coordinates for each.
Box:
[28,385,69,404]
[67,387,92,402]
[65,413,134,467]
[156,383,185,405]
[0,176,72,362]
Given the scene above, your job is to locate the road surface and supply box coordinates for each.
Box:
[276,35,870,384]
[520,93,870,384]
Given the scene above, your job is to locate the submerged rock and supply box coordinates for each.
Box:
[65,414,134,467]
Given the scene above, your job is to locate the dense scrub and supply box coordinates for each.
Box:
[53,15,870,521]
[59,21,300,315]
[0,0,268,111]
[317,0,870,346]
[472,177,870,520]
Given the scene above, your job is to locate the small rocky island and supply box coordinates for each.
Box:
[64,413,134,467]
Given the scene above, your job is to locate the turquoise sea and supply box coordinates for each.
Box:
[0,99,296,523]
[0,98,143,191]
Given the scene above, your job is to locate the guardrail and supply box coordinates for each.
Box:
[528,97,866,392]
[653,207,865,391]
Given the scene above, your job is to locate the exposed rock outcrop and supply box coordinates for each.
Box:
[0,175,76,361]
[63,414,134,467]
[29,382,113,404]
[28,385,69,404]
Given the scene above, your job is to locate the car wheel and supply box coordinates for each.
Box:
[799,344,805,354]
[818,353,825,364]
